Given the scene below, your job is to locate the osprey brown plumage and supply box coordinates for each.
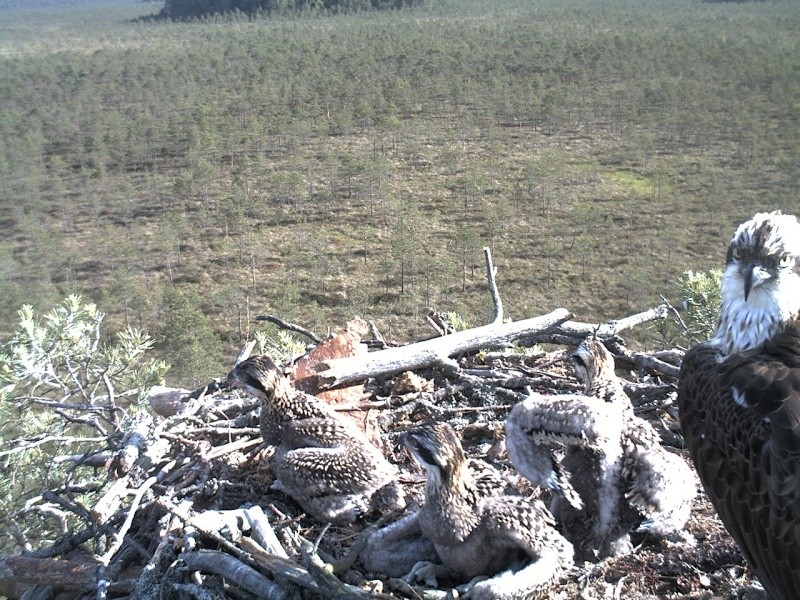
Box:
[678,211,800,600]
[226,354,405,524]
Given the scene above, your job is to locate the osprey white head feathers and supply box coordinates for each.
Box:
[713,211,800,356]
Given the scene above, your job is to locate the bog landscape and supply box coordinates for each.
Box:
[0,0,798,598]
[1,0,798,384]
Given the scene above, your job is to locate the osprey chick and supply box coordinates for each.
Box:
[507,339,694,560]
[227,355,405,524]
[365,422,572,599]
[679,211,800,600]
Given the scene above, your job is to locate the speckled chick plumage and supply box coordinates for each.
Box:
[226,354,405,524]
[404,422,573,600]
[679,211,800,600]
[507,339,694,560]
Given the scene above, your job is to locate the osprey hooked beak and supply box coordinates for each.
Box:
[742,261,771,301]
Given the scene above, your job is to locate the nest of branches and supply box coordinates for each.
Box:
[0,253,760,600]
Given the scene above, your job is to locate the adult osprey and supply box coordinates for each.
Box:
[678,211,800,600]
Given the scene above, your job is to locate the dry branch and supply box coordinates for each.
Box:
[256,314,322,344]
[0,556,96,598]
[316,308,571,389]
[527,304,669,344]
[244,506,288,559]
[314,252,671,389]
[180,550,288,600]
[240,537,396,600]
[608,338,684,380]
[484,246,503,324]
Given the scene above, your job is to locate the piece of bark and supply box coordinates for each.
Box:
[316,308,571,389]
[148,386,189,418]
[391,371,434,394]
[290,317,377,438]
[291,317,369,399]
[90,476,130,525]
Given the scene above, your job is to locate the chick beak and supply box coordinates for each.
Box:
[742,262,770,301]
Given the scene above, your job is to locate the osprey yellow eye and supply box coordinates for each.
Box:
[779,254,793,268]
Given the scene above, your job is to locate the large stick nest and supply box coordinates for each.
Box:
[1,327,760,600]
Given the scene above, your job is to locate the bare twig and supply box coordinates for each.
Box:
[101,372,118,428]
[0,436,106,459]
[631,352,681,379]
[205,437,262,460]
[425,310,452,336]
[484,247,504,324]
[367,320,394,348]
[38,491,93,525]
[607,339,683,380]
[301,538,395,599]
[26,513,125,559]
[256,315,322,344]
[98,476,157,566]
[239,537,325,595]
[660,294,690,334]
[243,506,288,559]
[26,398,123,415]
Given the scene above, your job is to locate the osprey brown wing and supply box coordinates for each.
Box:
[679,339,800,600]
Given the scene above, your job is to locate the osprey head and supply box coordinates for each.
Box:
[726,211,800,301]
[403,422,467,488]
[226,354,283,401]
[714,211,800,355]
[571,339,617,397]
